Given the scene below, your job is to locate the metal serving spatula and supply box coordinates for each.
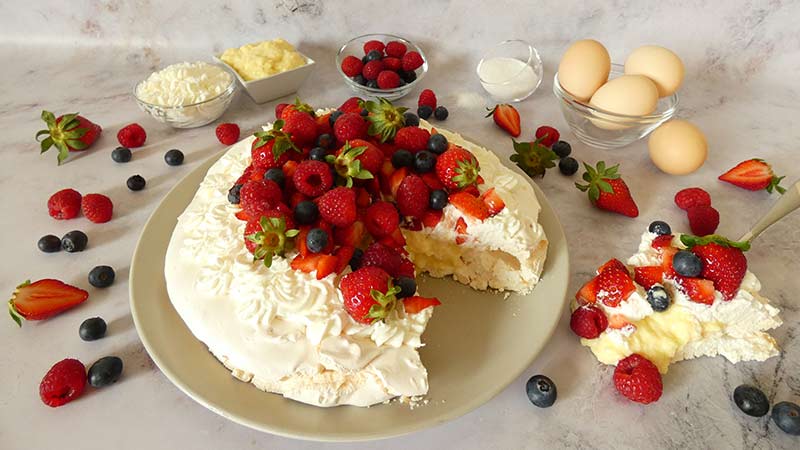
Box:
[739,180,800,243]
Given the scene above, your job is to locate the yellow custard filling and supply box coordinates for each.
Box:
[221,38,307,81]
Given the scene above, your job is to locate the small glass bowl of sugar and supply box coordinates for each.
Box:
[476,40,543,103]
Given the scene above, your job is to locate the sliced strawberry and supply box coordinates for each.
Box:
[449,192,489,221]
[480,188,505,216]
[8,279,89,325]
[388,167,408,198]
[661,247,678,278]
[295,227,310,257]
[486,104,521,137]
[420,172,444,191]
[598,258,628,274]
[355,187,372,208]
[575,277,599,305]
[595,264,635,307]
[291,254,321,273]
[633,266,664,290]
[396,258,416,278]
[315,254,338,280]
[455,217,468,245]
[235,210,252,221]
[718,159,786,194]
[403,296,441,314]
[334,221,366,247]
[282,160,298,178]
[651,234,674,249]
[334,245,356,273]
[608,314,633,329]
[378,227,406,249]
[675,277,715,305]
[421,210,443,228]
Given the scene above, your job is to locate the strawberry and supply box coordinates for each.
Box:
[633,266,664,290]
[449,191,489,220]
[275,103,289,119]
[379,227,407,249]
[315,113,333,136]
[365,201,400,238]
[315,254,338,279]
[334,245,356,273]
[333,113,368,142]
[327,141,377,187]
[396,175,430,218]
[340,267,401,324]
[8,279,89,326]
[595,259,635,307]
[36,110,102,165]
[454,217,468,245]
[661,247,678,278]
[686,205,720,236]
[683,235,749,300]
[316,187,357,227]
[613,354,662,404]
[215,123,240,145]
[81,193,113,223]
[394,126,430,153]
[363,98,408,143]
[290,254,337,280]
[510,138,558,178]
[480,188,505,216]
[674,187,711,211]
[575,278,599,305]
[608,314,632,329]
[535,126,560,147]
[339,97,364,114]
[435,147,480,191]
[651,234,674,249]
[340,55,364,77]
[387,167,408,197]
[575,161,639,217]
[385,41,408,58]
[279,98,315,120]
[403,296,441,314]
[418,89,437,109]
[569,305,608,339]
[420,172,444,190]
[47,188,82,220]
[282,111,318,146]
[421,210,443,228]
[292,160,334,197]
[244,214,298,267]
[598,258,627,273]
[719,159,786,194]
[674,276,715,305]
[485,104,521,137]
[251,120,300,169]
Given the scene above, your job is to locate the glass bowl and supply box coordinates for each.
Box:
[133,72,237,129]
[476,39,543,103]
[553,64,678,149]
[336,33,428,100]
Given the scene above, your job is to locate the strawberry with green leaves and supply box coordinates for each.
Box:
[244,215,299,268]
[36,110,102,165]
[9,279,89,326]
[681,234,749,300]
[486,104,521,137]
[251,120,300,169]
[719,159,786,194]
[364,97,408,142]
[340,267,402,324]
[435,146,480,191]
[575,161,639,217]
[510,138,558,178]
[327,141,380,187]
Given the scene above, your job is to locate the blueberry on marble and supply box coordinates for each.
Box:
[426,133,448,155]
[294,201,319,225]
[126,174,146,191]
[413,151,436,173]
[61,230,88,253]
[111,146,132,163]
[228,184,243,204]
[434,106,449,121]
[526,374,557,408]
[391,149,413,168]
[646,285,671,312]
[395,277,417,298]
[88,265,115,288]
[38,235,62,253]
[403,112,419,127]
[648,220,672,236]
[673,250,703,277]
[164,149,184,166]
[429,189,448,210]
[79,317,107,341]
[264,168,285,188]
[558,157,579,176]
[417,105,433,120]
[88,356,123,388]
[772,401,800,435]
[552,140,572,158]
[733,385,769,417]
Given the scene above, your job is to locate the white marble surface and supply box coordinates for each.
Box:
[2,1,800,449]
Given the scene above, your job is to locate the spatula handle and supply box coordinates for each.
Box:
[739,180,800,242]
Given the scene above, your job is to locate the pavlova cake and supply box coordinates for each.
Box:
[165,97,548,407]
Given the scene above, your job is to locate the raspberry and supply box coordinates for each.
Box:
[674,187,712,211]
[535,126,560,147]
[340,55,364,77]
[418,89,437,109]
[401,51,424,72]
[382,57,402,71]
[117,123,147,148]
[365,201,400,238]
[275,103,289,119]
[569,305,608,339]
[613,353,663,404]
[333,113,368,142]
[39,358,86,407]
[377,70,401,89]
[292,160,333,197]
[396,175,430,218]
[385,41,408,58]
[339,97,363,114]
[240,180,283,217]
[363,40,385,55]
[47,188,82,220]
[361,242,406,277]
[215,123,240,145]
[316,187,357,227]
[687,205,720,236]
[394,126,431,153]
[81,193,113,223]
[362,60,384,80]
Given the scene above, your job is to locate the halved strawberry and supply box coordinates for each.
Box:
[633,266,664,290]
[235,210,252,221]
[455,217,468,245]
[651,234,674,249]
[608,314,633,329]
[315,254,338,280]
[334,221,366,247]
[403,296,442,314]
[718,159,786,194]
[291,254,319,273]
[388,167,408,198]
[598,258,627,274]
[449,192,489,220]
[595,263,635,307]
[661,247,678,278]
[8,279,89,326]
[421,210,443,228]
[575,277,599,305]
[334,245,356,273]
[485,104,521,137]
[675,277,715,305]
[480,188,505,216]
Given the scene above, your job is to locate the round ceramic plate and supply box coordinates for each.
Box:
[130,147,570,442]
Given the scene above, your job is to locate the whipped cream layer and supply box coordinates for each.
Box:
[165,134,433,407]
[403,122,548,294]
[580,231,781,373]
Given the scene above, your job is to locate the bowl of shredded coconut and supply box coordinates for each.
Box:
[134,62,236,128]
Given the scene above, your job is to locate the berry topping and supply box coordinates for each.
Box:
[111,146,132,163]
[340,266,400,324]
[283,110,319,147]
[81,193,113,223]
[293,160,334,197]
[772,401,800,436]
[569,305,608,339]
[37,110,102,164]
[127,174,146,191]
[396,175,430,218]
[674,276,715,305]
[385,41,407,58]
[117,123,147,148]
[480,187,506,216]
[674,187,711,211]
[418,89,437,109]
[365,201,400,238]
[413,150,437,173]
[293,200,319,225]
[382,56,402,71]
[594,259,635,307]
[426,133,448,155]
[526,375,557,408]
[486,104,521,137]
[646,285,671,312]
[48,188,82,220]
[558,157,579,176]
[340,55,364,77]
[682,235,749,300]
[733,385,769,417]
[510,139,558,178]
[719,158,786,194]
[363,98,408,142]
[394,126,431,153]
[39,358,86,407]
[377,70,401,89]
[429,189,448,210]
[534,125,560,147]
[613,354,663,404]
[79,317,107,341]
[402,295,441,314]
[434,106,449,121]
[633,266,664,290]
[244,215,299,267]
[306,228,329,253]
[391,149,414,168]
[686,205,720,236]
[552,140,572,158]
[395,276,417,298]
[339,97,363,114]
[252,120,300,168]
[575,161,639,217]
[88,265,115,288]
[363,40,385,55]
[361,242,409,278]
[88,356,123,388]
[316,187,357,227]
[264,168,285,188]
[227,184,243,204]
[333,112,369,142]
[449,191,489,220]
[327,141,377,187]
[164,149,184,166]
[215,122,240,145]
[648,220,672,235]
[8,279,89,326]
[403,112,419,127]
[61,230,88,252]
[401,51,424,71]
[38,235,61,253]
[362,60,384,80]
[417,105,433,120]
[672,250,703,277]
[239,180,283,218]
[435,146,480,190]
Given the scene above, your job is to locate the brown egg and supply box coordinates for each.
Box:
[557,40,611,102]
[624,45,685,98]
[589,75,659,130]
[648,120,707,175]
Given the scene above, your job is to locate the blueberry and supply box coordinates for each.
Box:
[126,174,146,191]
[329,110,344,126]
[309,147,327,162]
[164,149,184,166]
[353,74,367,86]
[426,134,448,154]
[648,220,672,236]
[361,55,369,64]
[413,150,436,173]
[552,140,572,158]
[306,228,329,253]
[733,385,770,417]
[673,250,703,277]
[79,317,107,341]
[417,105,433,120]
[38,235,61,253]
[365,50,383,62]
[228,184,243,204]
[395,277,417,298]
[61,230,88,253]
[558,157,579,176]
[772,401,800,435]
[403,112,420,127]
[366,80,379,89]
[294,201,319,225]
[526,375,557,408]
[88,356,123,388]
[434,106,449,121]
[391,149,414,168]
[360,108,369,117]
[316,133,334,149]
[646,285,671,312]
[400,70,417,83]
[429,189,448,210]
[349,248,364,270]
[111,146,132,163]
[88,265,115,288]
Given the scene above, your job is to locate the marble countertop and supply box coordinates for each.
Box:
[2,1,800,449]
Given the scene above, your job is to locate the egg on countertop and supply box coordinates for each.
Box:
[588,75,659,130]
[624,45,685,97]
[557,39,611,102]
[648,119,707,175]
